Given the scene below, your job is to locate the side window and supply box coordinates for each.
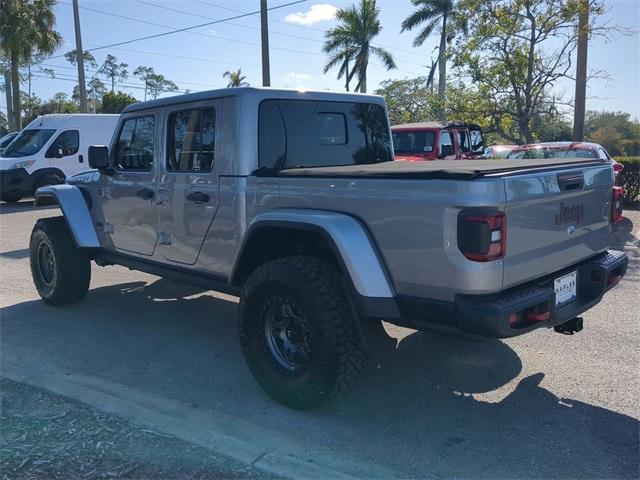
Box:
[439,130,452,149]
[258,100,286,170]
[114,116,155,171]
[45,130,79,158]
[598,148,610,160]
[470,129,484,153]
[258,100,392,170]
[316,113,347,145]
[167,107,216,172]
[457,131,470,152]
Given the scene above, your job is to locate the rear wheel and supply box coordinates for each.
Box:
[30,217,91,305]
[239,256,365,409]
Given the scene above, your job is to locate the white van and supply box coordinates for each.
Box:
[0,114,119,202]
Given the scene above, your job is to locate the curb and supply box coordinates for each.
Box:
[1,364,396,479]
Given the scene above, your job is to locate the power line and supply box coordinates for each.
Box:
[196,0,430,61]
[45,0,310,60]
[137,0,427,68]
[40,62,225,90]
[56,0,426,76]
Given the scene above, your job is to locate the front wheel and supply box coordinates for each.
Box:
[30,217,91,305]
[239,256,365,409]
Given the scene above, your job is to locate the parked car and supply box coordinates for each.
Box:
[28,88,627,409]
[0,131,19,156]
[0,114,119,202]
[392,122,484,161]
[508,142,625,222]
[485,144,518,159]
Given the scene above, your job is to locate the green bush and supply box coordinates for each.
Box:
[615,156,640,203]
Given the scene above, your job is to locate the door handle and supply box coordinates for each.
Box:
[136,188,155,200]
[186,191,210,203]
[79,154,84,163]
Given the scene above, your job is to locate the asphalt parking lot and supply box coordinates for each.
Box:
[1,200,639,479]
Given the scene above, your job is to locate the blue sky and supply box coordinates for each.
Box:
[6,0,640,119]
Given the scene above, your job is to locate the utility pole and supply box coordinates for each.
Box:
[72,0,88,112]
[4,71,15,131]
[573,1,588,141]
[260,0,271,87]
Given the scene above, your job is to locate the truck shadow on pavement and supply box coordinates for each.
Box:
[1,277,638,479]
[0,199,57,215]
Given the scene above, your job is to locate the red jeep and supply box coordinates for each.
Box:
[392,122,485,161]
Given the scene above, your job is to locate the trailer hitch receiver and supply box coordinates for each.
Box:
[554,317,583,335]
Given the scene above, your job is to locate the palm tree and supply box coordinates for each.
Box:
[0,0,62,129]
[401,0,466,110]
[323,0,395,94]
[223,69,249,88]
[323,43,356,92]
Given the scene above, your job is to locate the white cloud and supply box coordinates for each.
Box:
[285,4,338,25]
[282,72,312,88]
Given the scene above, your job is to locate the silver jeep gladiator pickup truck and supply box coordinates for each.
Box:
[28,88,627,409]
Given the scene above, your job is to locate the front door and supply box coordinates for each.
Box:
[45,129,83,176]
[101,114,158,256]
[158,104,220,265]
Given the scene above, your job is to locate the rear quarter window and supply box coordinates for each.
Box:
[258,99,392,170]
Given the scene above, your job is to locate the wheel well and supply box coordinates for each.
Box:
[232,226,343,287]
[33,168,65,186]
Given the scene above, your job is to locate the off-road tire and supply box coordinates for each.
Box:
[30,216,91,305]
[1,194,22,203]
[239,256,366,409]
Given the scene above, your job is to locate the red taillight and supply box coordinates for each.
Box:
[458,212,506,262]
[612,186,624,223]
[613,162,624,173]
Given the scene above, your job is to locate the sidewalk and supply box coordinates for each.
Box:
[0,379,274,480]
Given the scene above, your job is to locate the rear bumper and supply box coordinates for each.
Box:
[0,168,33,197]
[396,250,628,338]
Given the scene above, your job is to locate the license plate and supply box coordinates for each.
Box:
[554,271,577,307]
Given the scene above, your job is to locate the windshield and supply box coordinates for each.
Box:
[508,147,597,160]
[0,133,17,149]
[3,129,56,158]
[392,131,436,154]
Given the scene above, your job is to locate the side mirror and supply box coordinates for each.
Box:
[55,148,64,159]
[89,145,110,170]
[439,144,454,158]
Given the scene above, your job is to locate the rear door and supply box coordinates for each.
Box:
[157,102,220,265]
[502,164,612,288]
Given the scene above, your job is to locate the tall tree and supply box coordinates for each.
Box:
[323,0,395,93]
[0,0,62,129]
[98,54,128,92]
[133,66,153,101]
[223,68,249,87]
[64,49,97,70]
[323,42,356,92]
[401,0,466,114]
[100,91,138,114]
[134,66,178,100]
[455,0,605,143]
[572,0,589,141]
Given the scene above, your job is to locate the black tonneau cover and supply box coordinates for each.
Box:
[278,157,609,180]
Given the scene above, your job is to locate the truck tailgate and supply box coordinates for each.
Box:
[502,164,613,289]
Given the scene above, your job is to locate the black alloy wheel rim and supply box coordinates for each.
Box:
[38,242,55,285]
[263,296,311,372]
